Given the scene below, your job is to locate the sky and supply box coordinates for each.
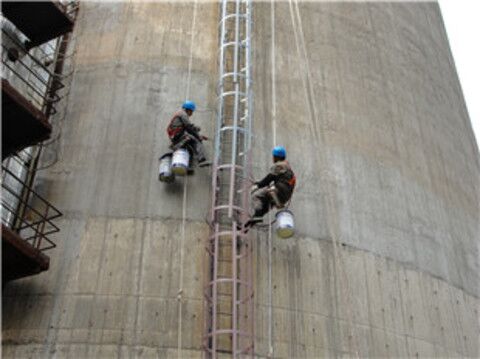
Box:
[438,0,480,149]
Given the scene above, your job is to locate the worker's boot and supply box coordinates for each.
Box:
[187,157,195,175]
[197,156,211,167]
[239,217,263,232]
[235,235,244,250]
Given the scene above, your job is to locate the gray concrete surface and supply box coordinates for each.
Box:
[3,2,217,357]
[251,1,479,357]
[253,1,479,297]
[2,1,479,358]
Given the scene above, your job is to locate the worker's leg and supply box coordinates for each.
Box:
[170,133,188,151]
[192,138,207,162]
[241,187,289,231]
[237,189,264,230]
[250,187,272,220]
[239,189,268,229]
[178,134,207,163]
[267,185,285,209]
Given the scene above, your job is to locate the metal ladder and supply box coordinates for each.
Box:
[204,0,254,357]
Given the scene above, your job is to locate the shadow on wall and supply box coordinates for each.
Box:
[2,279,46,325]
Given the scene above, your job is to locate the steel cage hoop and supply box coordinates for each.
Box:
[206,0,254,357]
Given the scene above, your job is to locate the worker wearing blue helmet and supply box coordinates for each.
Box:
[244,146,296,228]
[167,101,209,170]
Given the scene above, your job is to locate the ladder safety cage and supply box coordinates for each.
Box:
[205,0,254,357]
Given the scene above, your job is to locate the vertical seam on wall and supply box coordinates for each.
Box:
[267,0,276,357]
[177,2,198,358]
[287,0,361,356]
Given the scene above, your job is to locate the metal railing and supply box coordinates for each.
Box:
[39,2,81,169]
[59,0,81,21]
[0,3,79,251]
[1,3,80,120]
[2,3,80,162]
[1,25,64,117]
[1,158,62,252]
[205,0,254,357]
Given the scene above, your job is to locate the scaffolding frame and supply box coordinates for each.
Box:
[205,0,254,357]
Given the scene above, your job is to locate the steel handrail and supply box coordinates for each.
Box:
[2,166,61,218]
[1,165,62,252]
[1,28,66,116]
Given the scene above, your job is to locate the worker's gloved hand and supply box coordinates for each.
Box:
[250,184,259,194]
[201,135,209,141]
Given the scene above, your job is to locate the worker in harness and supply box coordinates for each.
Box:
[243,146,296,229]
[167,101,209,170]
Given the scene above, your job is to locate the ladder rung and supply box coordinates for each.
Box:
[214,293,233,298]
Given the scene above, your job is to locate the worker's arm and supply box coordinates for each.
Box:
[256,173,277,188]
[187,126,209,141]
[256,162,288,188]
[185,125,199,135]
[179,114,202,139]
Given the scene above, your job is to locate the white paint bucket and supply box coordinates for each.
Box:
[275,209,295,238]
[171,148,190,176]
[159,154,174,183]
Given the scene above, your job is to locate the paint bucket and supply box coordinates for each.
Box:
[275,209,295,238]
[171,148,190,176]
[159,153,175,183]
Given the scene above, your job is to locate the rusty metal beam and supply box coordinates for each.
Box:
[2,1,74,47]
[1,225,50,282]
[1,79,52,159]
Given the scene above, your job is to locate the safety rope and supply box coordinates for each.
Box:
[185,0,197,104]
[287,0,361,356]
[177,1,198,358]
[270,0,277,147]
[267,0,276,357]
[177,176,188,359]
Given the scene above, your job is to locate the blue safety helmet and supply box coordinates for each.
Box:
[272,146,286,159]
[182,100,196,112]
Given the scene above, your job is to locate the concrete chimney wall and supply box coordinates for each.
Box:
[2,2,479,358]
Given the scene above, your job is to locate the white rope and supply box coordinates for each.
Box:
[287,0,360,356]
[177,2,197,358]
[267,210,274,358]
[271,0,277,147]
[267,0,276,357]
[177,176,188,359]
[185,0,198,101]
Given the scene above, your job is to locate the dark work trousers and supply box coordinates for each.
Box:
[170,132,206,162]
[252,185,284,217]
